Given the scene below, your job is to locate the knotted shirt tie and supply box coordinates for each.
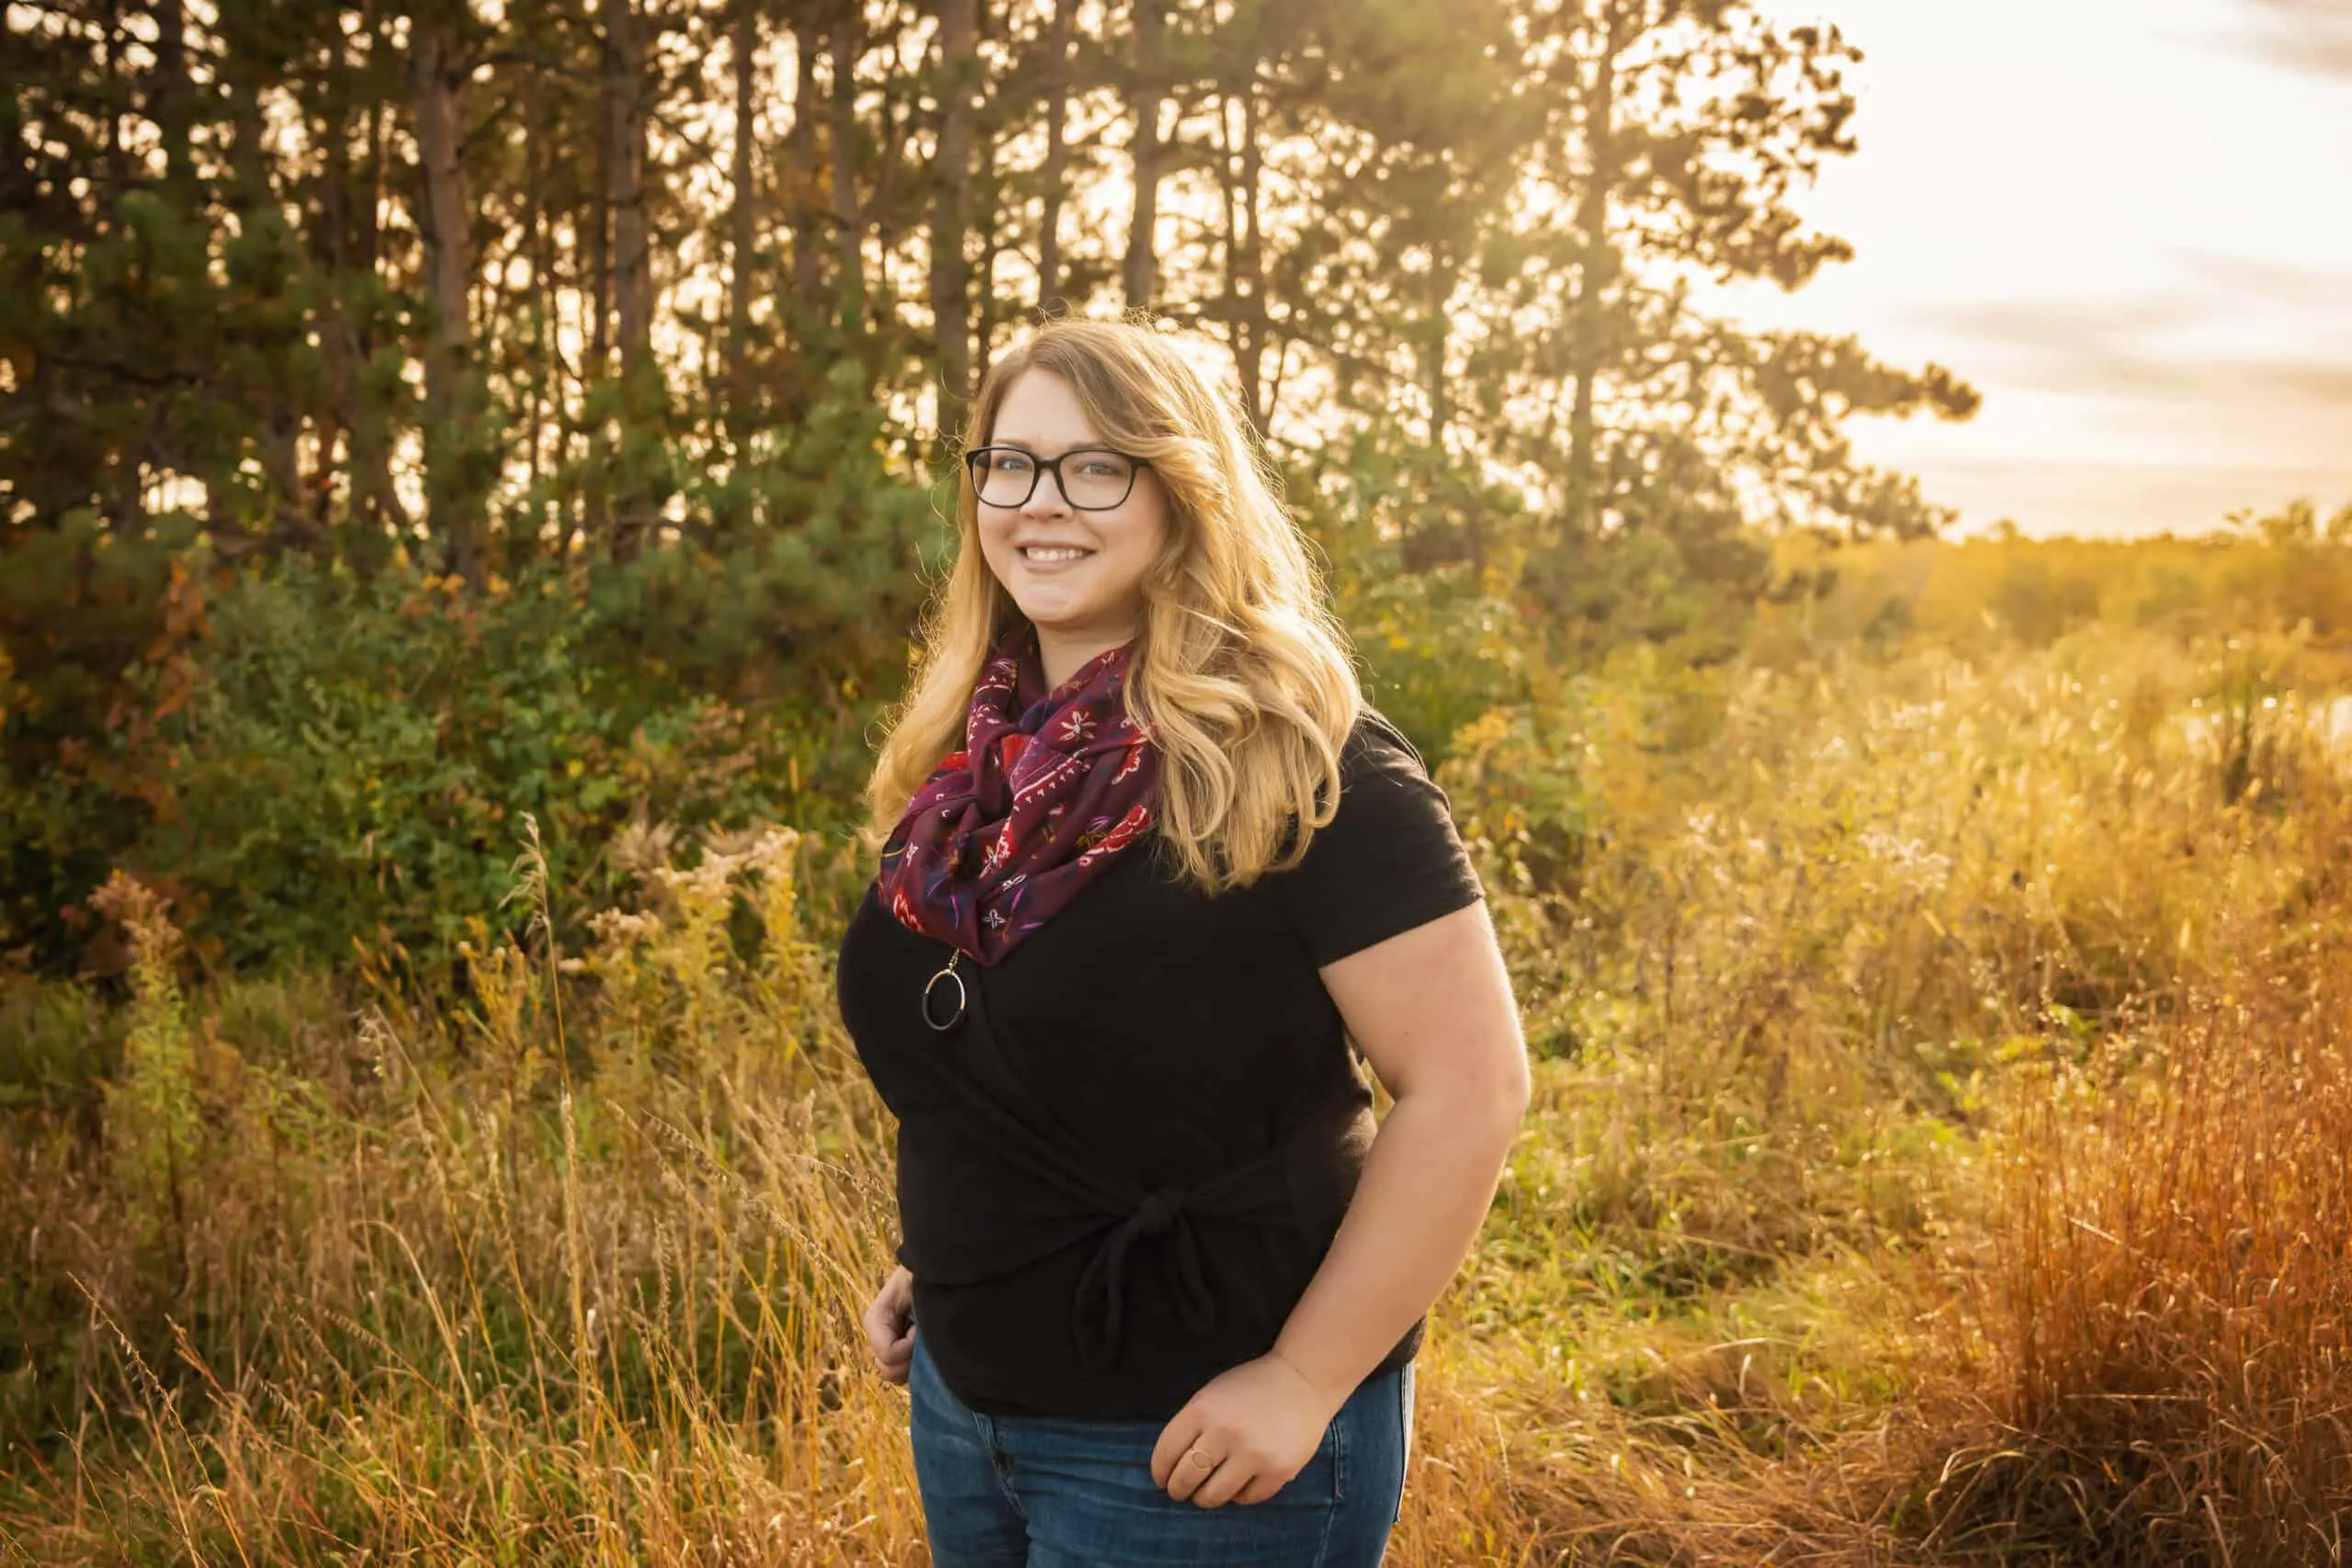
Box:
[1069,1156,1299,1371]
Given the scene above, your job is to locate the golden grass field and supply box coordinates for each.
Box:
[5,541,2351,1565]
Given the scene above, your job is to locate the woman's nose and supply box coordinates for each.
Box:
[1022,471,1075,516]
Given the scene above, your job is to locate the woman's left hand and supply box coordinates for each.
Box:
[1148,1352,1341,1507]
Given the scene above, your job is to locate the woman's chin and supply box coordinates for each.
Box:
[1010,592,1091,630]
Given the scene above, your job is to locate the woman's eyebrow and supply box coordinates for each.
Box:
[987,435,1102,454]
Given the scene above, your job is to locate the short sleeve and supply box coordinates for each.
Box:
[1270,709,1487,966]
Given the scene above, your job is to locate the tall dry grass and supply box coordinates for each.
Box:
[4,824,932,1562]
[3,618,2348,1564]
[1436,623,2352,1563]
[1922,963,2352,1567]
[1928,818,2352,1563]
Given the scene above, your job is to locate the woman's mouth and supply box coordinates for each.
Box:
[1020,545,1094,565]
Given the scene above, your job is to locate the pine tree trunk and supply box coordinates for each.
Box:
[309,17,354,537]
[525,84,548,505]
[1566,4,1627,541]
[409,4,484,584]
[930,0,978,414]
[218,6,310,547]
[1423,247,1453,454]
[1035,0,1074,315]
[150,0,197,196]
[608,0,652,383]
[830,8,867,346]
[1123,0,1166,310]
[581,57,612,558]
[1235,62,1268,430]
[728,0,759,458]
[972,123,1002,395]
[788,16,822,334]
[347,86,405,566]
[605,0,656,558]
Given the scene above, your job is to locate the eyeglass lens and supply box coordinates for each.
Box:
[970,449,1136,510]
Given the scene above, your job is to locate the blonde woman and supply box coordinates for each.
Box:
[838,316,1529,1566]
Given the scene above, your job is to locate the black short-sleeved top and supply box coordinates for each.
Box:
[834,708,1486,1419]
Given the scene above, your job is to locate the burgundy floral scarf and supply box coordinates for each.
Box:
[876,621,1162,964]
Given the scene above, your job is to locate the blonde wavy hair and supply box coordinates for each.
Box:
[863,316,1365,891]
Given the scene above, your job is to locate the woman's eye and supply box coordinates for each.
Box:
[994,454,1034,473]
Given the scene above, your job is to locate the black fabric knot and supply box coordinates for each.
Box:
[1132,1185,1187,1235]
[1071,1184,1217,1371]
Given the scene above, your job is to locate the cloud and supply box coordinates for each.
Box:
[2243,0,2352,80]
[1908,294,2352,410]
[2273,362,2352,404]
[2176,251,2352,314]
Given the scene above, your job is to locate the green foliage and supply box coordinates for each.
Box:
[86,874,198,1211]
[0,978,115,1111]
[0,540,921,980]
[144,554,858,975]
[0,513,213,970]
[1292,424,1533,756]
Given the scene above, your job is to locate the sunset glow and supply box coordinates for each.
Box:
[1716,0,2352,537]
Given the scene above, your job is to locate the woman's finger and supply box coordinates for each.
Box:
[1189,1456,1254,1509]
[1148,1413,1204,1491]
[861,1297,893,1357]
[1161,1438,1227,1503]
[877,1272,914,1332]
[879,1321,918,1382]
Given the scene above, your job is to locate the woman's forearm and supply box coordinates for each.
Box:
[1268,1081,1523,1409]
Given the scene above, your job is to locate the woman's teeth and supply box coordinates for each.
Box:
[1023,547,1091,561]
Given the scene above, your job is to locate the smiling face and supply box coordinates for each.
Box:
[974,369,1171,685]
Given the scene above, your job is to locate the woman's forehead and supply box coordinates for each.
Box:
[991,370,1100,447]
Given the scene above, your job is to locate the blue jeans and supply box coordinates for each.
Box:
[908,1331,1414,1567]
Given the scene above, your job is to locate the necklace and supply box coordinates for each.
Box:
[922,945,968,1032]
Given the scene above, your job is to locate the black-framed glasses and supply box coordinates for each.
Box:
[964,446,1148,511]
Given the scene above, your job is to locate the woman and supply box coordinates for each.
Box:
[836,315,1529,1566]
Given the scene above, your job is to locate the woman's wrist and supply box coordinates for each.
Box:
[1265,1337,1363,1420]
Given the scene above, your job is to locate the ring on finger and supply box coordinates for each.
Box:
[1183,1445,1218,1470]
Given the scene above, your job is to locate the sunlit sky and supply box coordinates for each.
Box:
[1709,0,2352,538]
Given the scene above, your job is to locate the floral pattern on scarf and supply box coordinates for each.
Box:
[876,622,1162,964]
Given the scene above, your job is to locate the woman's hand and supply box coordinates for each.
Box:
[1148,1351,1340,1507]
[863,1266,917,1383]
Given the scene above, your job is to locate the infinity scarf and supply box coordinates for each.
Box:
[876,622,1162,964]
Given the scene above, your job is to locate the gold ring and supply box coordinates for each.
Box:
[1183,1446,1216,1469]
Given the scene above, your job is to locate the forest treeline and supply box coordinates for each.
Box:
[6,0,2343,984]
[2,0,1987,976]
[7,0,1980,560]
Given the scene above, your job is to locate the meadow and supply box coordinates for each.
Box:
[14,0,2351,1556]
[5,533,2350,1566]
